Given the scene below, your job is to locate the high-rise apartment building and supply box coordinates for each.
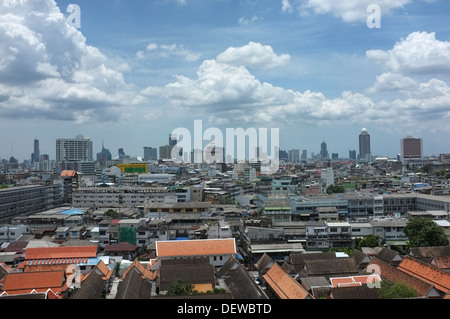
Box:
[289,149,300,163]
[359,128,371,161]
[159,145,172,160]
[401,136,423,159]
[56,135,94,174]
[56,135,93,162]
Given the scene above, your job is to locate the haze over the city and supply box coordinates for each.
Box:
[1,0,449,162]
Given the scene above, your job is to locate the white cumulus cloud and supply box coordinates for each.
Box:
[0,0,145,124]
[366,31,450,74]
[216,41,291,69]
[286,0,411,23]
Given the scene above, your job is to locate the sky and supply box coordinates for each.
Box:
[1,0,450,162]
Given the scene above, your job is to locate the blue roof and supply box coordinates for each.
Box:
[60,208,84,215]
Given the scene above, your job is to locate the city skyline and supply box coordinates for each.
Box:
[3,130,439,164]
[1,0,450,162]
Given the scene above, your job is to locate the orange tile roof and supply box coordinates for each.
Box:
[398,256,450,293]
[263,263,312,299]
[22,264,70,273]
[156,238,236,258]
[60,170,77,177]
[368,258,434,297]
[122,259,156,281]
[1,270,67,296]
[83,260,113,281]
[24,245,97,260]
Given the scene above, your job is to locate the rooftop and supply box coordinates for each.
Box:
[156,238,236,258]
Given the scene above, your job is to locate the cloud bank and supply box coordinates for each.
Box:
[142,32,450,133]
[0,0,143,124]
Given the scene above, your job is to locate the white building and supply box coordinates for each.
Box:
[321,167,334,189]
[56,135,95,174]
[0,225,29,242]
[56,135,93,163]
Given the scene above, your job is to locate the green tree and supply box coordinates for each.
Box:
[104,209,119,218]
[166,279,195,295]
[378,281,418,299]
[220,195,234,204]
[326,184,344,194]
[356,235,380,250]
[404,217,449,248]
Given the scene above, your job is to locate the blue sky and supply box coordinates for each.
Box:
[1,0,450,162]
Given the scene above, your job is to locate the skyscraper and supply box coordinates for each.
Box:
[401,136,423,159]
[349,149,356,160]
[359,128,371,161]
[97,141,112,164]
[320,141,329,159]
[56,135,93,163]
[301,149,307,160]
[169,134,177,147]
[143,147,158,161]
[31,138,40,163]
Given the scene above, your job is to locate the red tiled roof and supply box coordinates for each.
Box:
[60,170,77,177]
[19,258,90,270]
[1,270,67,296]
[24,246,97,260]
[156,238,236,258]
[81,260,113,282]
[263,263,312,299]
[368,258,435,297]
[121,259,156,281]
[397,256,450,294]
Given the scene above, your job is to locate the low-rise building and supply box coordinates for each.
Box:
[155,238,236,268]
[0,184,62,224]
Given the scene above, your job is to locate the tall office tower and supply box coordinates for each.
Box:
[289,149,300,163]
[118,148,126,159]
[359,128,371,160]
[169,134,177,147]
[97,141,112,164]
[159,145,173,160]
[143,147,158,161]
[401,136,423,159]
[31,138,40,163]
[301,149,307,160]
[320,141,329,159]
[56,135,93,163]
[349,149,356,160]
